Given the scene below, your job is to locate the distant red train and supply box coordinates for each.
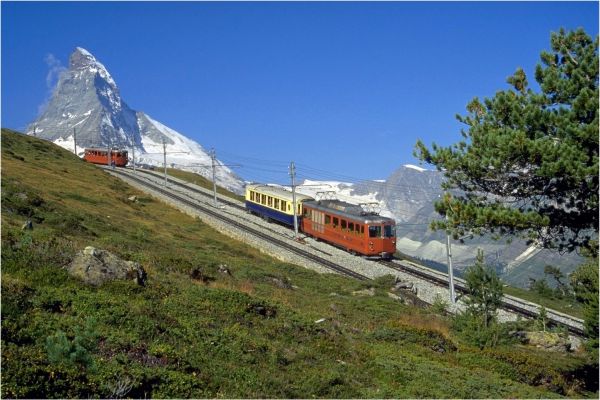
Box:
[84,148,128,167]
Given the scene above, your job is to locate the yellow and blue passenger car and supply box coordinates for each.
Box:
[245,184,314,226]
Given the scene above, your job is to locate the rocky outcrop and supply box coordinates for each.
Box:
[67,246,146,286]
[517,331,571,352]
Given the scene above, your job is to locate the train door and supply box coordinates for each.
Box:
[311,209,325,233]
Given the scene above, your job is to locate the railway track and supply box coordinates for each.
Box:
[132,168,246,210]
[106,167,369,281]
[381,259,585,336]
[110,166,586,337]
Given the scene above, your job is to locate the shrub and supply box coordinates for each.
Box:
[430,294,449,315]
[46,318,99,370]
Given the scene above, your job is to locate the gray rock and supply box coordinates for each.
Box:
[67,246,146,286]
[523,331,571,352]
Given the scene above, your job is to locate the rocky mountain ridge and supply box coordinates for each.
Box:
[27,47,244,194]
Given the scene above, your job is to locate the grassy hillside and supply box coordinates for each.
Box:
[1,128,596,398]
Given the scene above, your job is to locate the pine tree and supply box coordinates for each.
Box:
[463,249,503,329]
[415,28,598,253]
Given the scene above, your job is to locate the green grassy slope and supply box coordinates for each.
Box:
[1,128,595,398]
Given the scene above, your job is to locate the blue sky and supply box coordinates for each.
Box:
[2,1,598,183]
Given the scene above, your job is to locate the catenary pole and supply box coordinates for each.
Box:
[108,141,112,169]
[211,149,218,207]
[163,140,168,186]
[132,144,136,174]
[73,127,77,156]
[445,213,457,304]
[290,161,299,238]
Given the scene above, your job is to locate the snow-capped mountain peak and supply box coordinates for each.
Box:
[70,47,116,87]
[27,47,245,194]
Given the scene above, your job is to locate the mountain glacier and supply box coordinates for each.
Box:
[27,47,244,194]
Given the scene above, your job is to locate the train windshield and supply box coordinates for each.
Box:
[384,225,396,238]
[368,226,381,238]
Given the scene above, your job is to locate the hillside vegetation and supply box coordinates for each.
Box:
[1,128,596,398]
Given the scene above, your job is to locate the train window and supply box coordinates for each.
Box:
[274,198,280,209]
[355,224,361,233]
[384,225,396,238]
[341,220,347,230]
[261,194,266,205]
[267,196,273,207]
[361,226,365,234]
[333,217,339,228]
[281,201,287,211]
[304,208,310,217]
[349,222,354,232]
[325,215,331,224]
[369,226,382,238]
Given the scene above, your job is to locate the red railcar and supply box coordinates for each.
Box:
[301,200,396,258]
[83,148,128,167]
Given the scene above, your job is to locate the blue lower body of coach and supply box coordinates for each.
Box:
[245,201,300,227]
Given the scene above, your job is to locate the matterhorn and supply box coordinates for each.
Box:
[27,47,244,194]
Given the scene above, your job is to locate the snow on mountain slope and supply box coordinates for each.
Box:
[137,113,244,194]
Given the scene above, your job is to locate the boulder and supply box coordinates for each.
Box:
[67,246,147,286]
[524,331,571,352]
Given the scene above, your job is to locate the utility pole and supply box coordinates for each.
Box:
[210,148,218,207]
[73,127,77,156]
[445,213,457,304]
[132,144,136,174]
[33,126,37,137]
[290,161,299,238]
[108,141,112,169]
[163,140,168,186]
